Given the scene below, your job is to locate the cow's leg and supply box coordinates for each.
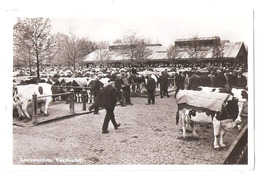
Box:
[235,101,243,130]
[43,98,51,116]
[79,93,82,103]
[87,91,91,104]
[219,127,226,148]
[21,102,31,119]
[191,122,199,138]
[212,117,221,149]
[180,109,187,138]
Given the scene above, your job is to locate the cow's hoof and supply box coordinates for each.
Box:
[220,144,226,148]
[214,145,221,150]
[40,109,44,113]
[44,113,49,116]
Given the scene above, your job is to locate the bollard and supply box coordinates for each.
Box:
[82,88,86,111]
[32,92,38,125]
[69,88,75,114]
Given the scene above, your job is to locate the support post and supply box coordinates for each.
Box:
[32,92,38,125]
[69,88,75,114]
[82,88,86,111]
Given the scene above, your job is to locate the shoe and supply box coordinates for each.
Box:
[102,130,109,134]
[93,112,99,115]
[145,103,151,105]
[115,123,121,129]
[127,103,133,105]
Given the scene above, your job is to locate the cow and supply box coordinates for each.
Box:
[58,78,89,103]
[13,83,53,119]
[175,90,240,149]
[196,86,248,129]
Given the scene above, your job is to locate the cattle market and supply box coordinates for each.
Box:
[13,36,249,165]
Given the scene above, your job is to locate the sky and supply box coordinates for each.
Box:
[50,16,251,47]
[46,0,253,47]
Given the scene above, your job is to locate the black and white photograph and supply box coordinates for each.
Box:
[0,0,258,172]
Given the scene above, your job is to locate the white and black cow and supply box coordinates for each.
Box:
[196,86,248,129]
[13,83,53,119]
[175,90,240,149]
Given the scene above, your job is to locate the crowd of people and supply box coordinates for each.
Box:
[13,64,248,134]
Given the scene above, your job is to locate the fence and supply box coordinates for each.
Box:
[31,87,89,125]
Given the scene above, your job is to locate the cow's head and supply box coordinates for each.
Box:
[220,97,239,121]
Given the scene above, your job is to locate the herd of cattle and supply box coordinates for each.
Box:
[12,67,248,149]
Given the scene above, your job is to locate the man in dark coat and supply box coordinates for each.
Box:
[158,71,169,98]
[187,71,202,90]
[236,70,247,88]
[228,70,238,88]
[145,74,156,105]
[215,70,226,88]
[88,76,103,114]
[101,80,121,134]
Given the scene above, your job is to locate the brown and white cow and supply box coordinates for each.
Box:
[13,83,53,119]
[175,90,240,149]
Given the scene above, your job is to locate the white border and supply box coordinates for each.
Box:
[0,0,258,172]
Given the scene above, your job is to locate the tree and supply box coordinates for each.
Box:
[120,30,152,64]
[93,41,111,67]
[53,33,96,70]
[167,45,180,63]
[13,18,54,81]
[184,35,207,59]
[212,37,225,64]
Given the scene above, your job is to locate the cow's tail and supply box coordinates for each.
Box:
[176,106,179,125]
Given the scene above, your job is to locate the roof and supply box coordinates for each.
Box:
[175,42,245,60]
[83,45,168,63]
[83,41,246,63]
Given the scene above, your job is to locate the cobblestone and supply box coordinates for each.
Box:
[13,92,247,165]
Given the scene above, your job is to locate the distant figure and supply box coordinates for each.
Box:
[236,70,247,88]
[215,69,226,88]
[145,74,156,105]
[186,71,202,90]
[228,69,238,88]
[100,79,121,134]
[120,72,133,105]
[158,71,169,98]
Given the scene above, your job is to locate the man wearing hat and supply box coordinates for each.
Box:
[236,70,247,88]
[88,75,103,114]
[100,79,121,134]
[145,73,156,105]
[187,71,202,90]
[228,69,238,88]
[120,72,133,105]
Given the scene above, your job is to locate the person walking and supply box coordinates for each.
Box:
[100,79,121,134]
[145,73,156,105]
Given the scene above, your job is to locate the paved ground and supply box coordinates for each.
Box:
[13,91,247,165]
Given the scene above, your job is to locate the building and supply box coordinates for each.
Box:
[82,36,248,67]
